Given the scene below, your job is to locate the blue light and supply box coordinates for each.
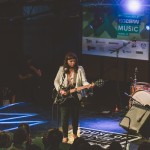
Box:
[0,102,25,110]
[0,113,37,116]
[3,121,46,132]
[0,111,47,131]
[0,114,36,121]
[0,102,47,131]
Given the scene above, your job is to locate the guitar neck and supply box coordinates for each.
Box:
[69,85,91,94]
[68,78,103,94]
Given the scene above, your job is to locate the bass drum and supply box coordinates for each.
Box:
[131,90,150,106]
[130,82,150,94]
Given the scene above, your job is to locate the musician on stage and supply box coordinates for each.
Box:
[54,52,94,143]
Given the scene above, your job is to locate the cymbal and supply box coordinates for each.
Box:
[136,82,150,86]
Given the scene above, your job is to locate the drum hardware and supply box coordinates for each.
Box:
[126,90,150,109]
[134,67,138,84]
[133,67,138,90]
[132,90,150,107]
[130,66,150,94]
[124,92,143,107]
[130,67,138,94]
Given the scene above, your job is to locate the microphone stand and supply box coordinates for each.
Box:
[124,116,131,150]
[131,67,138,94]
[110,42,130,111]
[124,92,143,107]
[123,91,141,150]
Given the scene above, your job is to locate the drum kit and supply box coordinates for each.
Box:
[129,67,150,108]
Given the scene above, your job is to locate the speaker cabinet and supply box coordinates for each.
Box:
[120,104,150,137]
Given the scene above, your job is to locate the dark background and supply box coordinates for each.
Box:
[0,1,150,111]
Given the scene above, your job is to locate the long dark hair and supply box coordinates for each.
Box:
[63,52,78,73]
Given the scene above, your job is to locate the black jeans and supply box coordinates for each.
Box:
[60,98,80,138]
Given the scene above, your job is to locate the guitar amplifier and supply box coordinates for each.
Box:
[120,104,150,137]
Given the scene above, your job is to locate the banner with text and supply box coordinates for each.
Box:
[82,7,149,60]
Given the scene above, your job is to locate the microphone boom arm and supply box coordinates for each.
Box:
[124,92,143,106]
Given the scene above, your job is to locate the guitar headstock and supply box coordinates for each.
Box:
[94,79,104,87]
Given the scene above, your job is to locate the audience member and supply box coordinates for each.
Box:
[138,141,150,150]
[42,128,63,150]
[18,123,32,147]
[26,143,41,150]
[90,144,104,150]
[108,141,122,150]
[8,128,28,150]
[69,137,91,150]
[0,131,12,149]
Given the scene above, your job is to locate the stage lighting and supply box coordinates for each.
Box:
[146,24,150,31]
[126,0,141,13]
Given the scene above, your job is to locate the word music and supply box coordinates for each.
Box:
[118,25,139,32]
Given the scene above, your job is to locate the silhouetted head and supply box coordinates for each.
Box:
[42,128,63,149]
[138,141,150,150]
[26,143,41,150]
[109,141,122,150]
[13,128,28,146]
[70,137,91,150]
[18,123,31,136]
[90,144,104,150]
[0,131,12,148]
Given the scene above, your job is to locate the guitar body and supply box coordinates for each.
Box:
[52,88,76,105]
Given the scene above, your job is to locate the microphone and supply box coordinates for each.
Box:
[64,68,68,74]
[137,112,146,122]
[64,68,68,73]
[135,67,138,73]
[124,92,132,98]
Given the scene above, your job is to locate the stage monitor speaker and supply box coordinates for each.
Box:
[120,104,150,137]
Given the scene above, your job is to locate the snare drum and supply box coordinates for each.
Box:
[131,90,150,107]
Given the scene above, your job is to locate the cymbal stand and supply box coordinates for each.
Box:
[129,67,138,108]
[133,67,138,93]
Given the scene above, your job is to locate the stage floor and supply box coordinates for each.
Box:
[0,102,126,133]
[0,102,149,149]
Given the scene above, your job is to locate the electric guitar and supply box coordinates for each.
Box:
[52,78,104,105]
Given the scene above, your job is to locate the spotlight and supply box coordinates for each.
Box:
[126,0,141,13]
[146,24,150,31]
